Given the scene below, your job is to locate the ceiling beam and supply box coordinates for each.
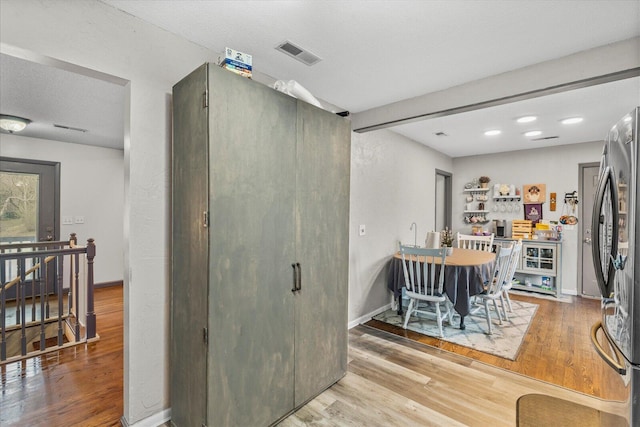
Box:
[352,37,640,133]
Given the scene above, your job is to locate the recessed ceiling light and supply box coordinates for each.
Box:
[517,116,537,123]
[524,130,542,137]
[484,130,501,136]
[623,115,632,122]
[561,117,583,125]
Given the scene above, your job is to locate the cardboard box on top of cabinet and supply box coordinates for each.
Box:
[221,47,253,77]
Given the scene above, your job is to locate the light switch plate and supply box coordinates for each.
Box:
[359,224,366,236]
[75,216,85,224]
[62,216,73,225]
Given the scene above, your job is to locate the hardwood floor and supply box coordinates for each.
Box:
[364,292,627,401]
[0,286,628,426]
[281,326,629,427]
[1,285,123,427]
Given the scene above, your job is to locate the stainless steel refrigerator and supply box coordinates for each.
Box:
[591,107,639,426]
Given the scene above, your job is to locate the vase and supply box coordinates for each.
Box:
[481,182,488,188]
[446,247,454,256]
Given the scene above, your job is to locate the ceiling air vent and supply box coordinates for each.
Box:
[54,123,88,133]
[435,131,448,137]
[276,41,322,66]
[531,136,559,141]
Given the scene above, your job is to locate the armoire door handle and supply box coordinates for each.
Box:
[296,262,301,291]
[291,263,297,292]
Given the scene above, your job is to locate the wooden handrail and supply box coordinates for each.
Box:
[1,233,97,363]
[0,255,56,294]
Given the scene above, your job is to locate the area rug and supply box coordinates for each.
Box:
[517,394,627,427]
[372,299,538,360]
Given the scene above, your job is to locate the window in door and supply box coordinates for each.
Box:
[0,157,59,243]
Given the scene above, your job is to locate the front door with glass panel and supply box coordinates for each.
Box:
[0,157,60,298]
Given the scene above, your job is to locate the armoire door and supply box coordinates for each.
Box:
[294,101,351,406]
[206,65,297,426]
[171,64,210,427]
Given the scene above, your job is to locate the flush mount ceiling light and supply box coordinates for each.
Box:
[0,115,31,133]
[517,116,537,123]
[484,129,501,136]
[561,117,584,125]
[524,130,542,137]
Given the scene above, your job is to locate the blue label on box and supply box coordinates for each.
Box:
[223,58,252,71]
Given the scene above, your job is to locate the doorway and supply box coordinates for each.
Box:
[579,162,600,298]
[435,169,452,232]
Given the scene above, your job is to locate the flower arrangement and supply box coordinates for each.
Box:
[440,227,453,247]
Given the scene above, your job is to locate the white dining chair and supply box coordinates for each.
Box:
[501,239,523,315]
[457,232,494,252]
[472,244,513,334]
[399,244,454,338]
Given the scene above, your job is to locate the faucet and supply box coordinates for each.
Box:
[410,222,417,247]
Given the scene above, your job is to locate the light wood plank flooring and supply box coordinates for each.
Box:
[0,286,629,426]
[281,326,629,426]
[365,292,627,401]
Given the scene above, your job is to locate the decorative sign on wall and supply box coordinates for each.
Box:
[524,203,543,225]
[523,184,546,204]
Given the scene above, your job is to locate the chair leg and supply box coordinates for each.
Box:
[445,299,454,325]
[484,299,493,335]
[504,290,513,312]
[435,303,444,338]
[492,299,503,324]
[403,299,415,329]
[499,294,509,321]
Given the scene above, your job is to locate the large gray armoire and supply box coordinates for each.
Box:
[171,63,351,427]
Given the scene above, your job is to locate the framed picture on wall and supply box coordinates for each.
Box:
[523,183,546,204]
[524,203,543,225]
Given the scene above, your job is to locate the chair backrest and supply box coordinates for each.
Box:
[456,232,494,252]
[399,244,447,297]
[485,245,513,296]
[505,239,523,285]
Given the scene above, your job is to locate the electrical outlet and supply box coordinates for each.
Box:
[359,224,366,236]
[75,216,85,224]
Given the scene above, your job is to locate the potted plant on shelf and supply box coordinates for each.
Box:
[479,176,491,188]
[440,227,454,255]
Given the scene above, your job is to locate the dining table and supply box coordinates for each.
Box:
[388,247,496,329]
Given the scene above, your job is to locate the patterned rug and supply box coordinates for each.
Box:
[372,299,538,360]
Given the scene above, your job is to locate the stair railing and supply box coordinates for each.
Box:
[0,233,96,364]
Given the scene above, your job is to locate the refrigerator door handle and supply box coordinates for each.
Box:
[590,165,619,297]
[591,320,627,375]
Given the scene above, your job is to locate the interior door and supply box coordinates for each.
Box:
[294,101,350,406]
[207,65,297,426]
[581,163,601,297]
[435,169,452,232]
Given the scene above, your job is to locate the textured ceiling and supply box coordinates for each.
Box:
[0,53,125,150]
[1,1,639,156]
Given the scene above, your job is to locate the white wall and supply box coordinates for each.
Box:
[348,129,453,323]
[1,134,124,284]
[452,141,604,295]
[0,1,218,424]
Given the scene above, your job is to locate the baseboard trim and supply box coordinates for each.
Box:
[95,280,123,289]
[120,408,171,427]
[348,302,393,329]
